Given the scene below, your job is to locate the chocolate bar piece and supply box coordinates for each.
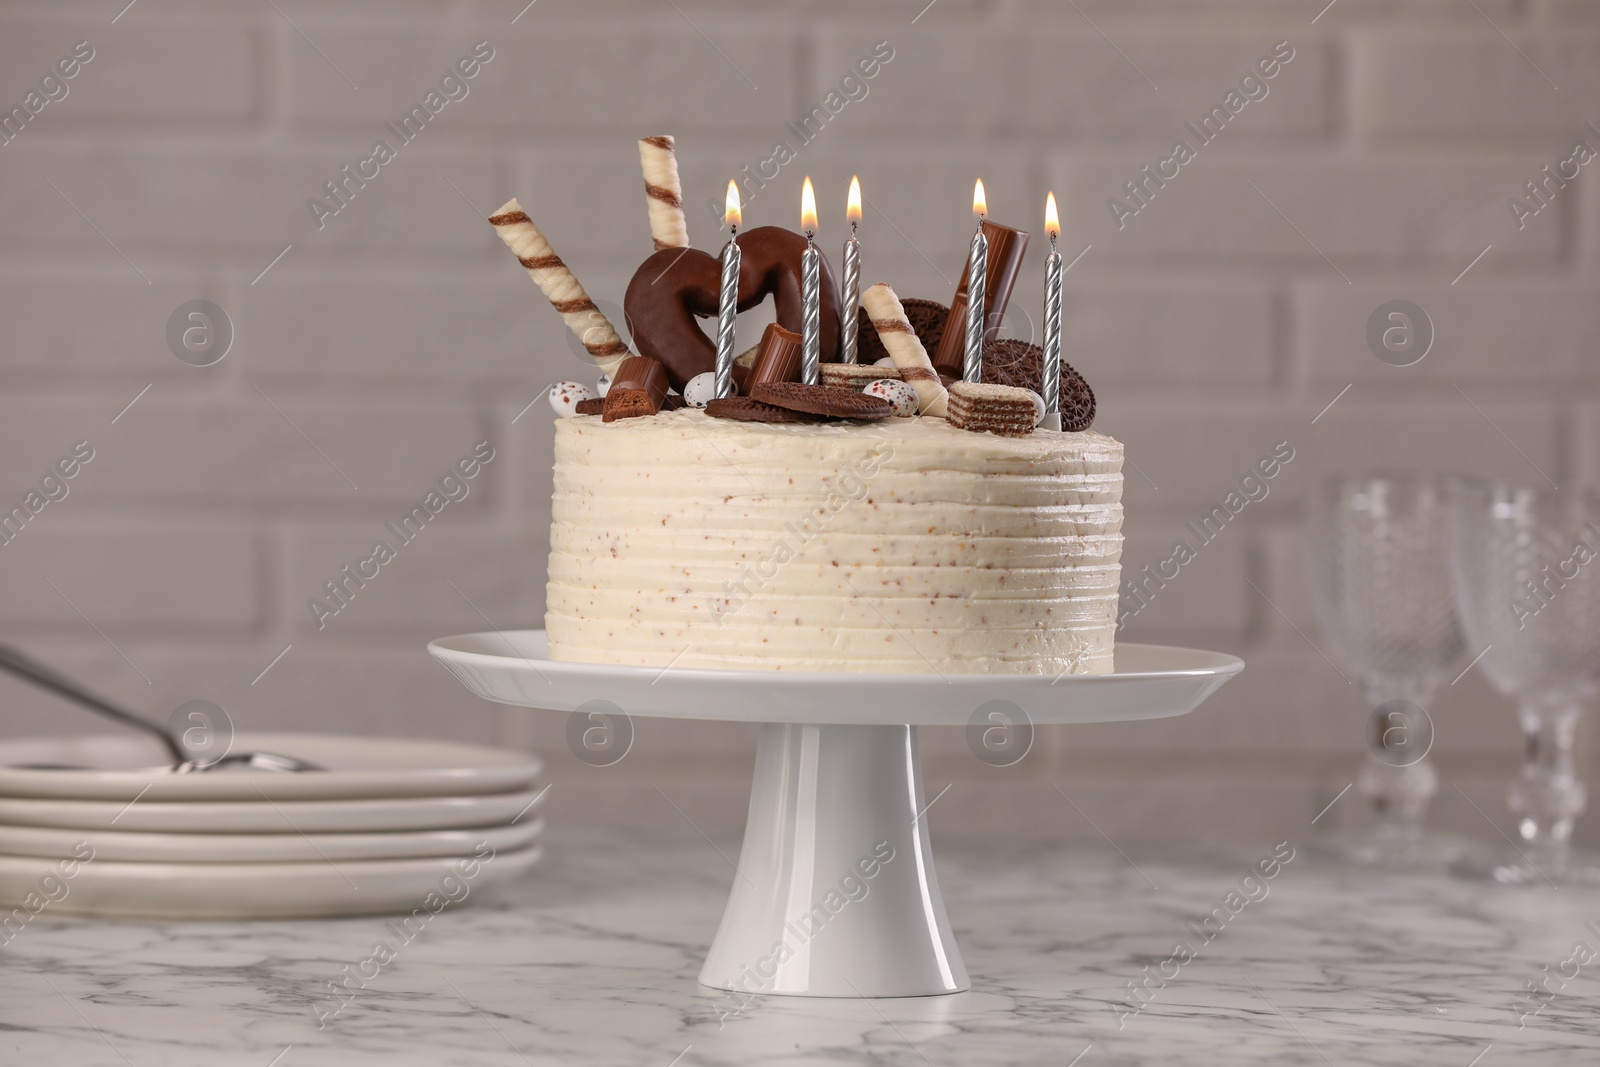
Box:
[602,355,671,422]
[931,220,1030,379]
[743,322,803,393]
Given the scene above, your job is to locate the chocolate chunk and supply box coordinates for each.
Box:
[705,396,825,424]
[623,225,842,392]
[603,355,670,422]
[931,221,1031,379]
[750,382,894,421]
[743,322,803,392]
[574,397,605,416]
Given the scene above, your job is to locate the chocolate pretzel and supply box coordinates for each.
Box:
[624,226,842,391]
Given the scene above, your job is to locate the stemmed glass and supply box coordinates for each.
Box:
[1446,479,1600,886]
[1305,475,1466,867]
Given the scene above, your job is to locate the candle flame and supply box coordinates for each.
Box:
[1045,191,1059,239]
[800,176,818,234]
[724,181,741,229]
[847,175,862,224]
[972,178,987,219]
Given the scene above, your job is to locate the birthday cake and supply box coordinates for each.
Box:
[492,136,1123,675]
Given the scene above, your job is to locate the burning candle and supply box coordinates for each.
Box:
[839,175,863,364]
[715,181,742,400]
[963,179,988,384]
[1040,191,1063,431]
[800,176,821,385]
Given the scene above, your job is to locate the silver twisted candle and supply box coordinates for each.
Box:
[1043,250,1062,414]
[840,224,860,364]
[839,175,863,364]
[963,223,987,384]
[799,177,821,385]
[801,236,820,384]
[715,181,742,400]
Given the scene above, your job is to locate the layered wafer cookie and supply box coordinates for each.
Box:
[638,135,690,250]
[489,198,632,378]
[821,362,898,393]
[860,283,949,418]
[945,381,1039,437]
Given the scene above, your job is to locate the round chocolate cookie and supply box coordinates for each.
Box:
[750,382,894,421]
[980,338,1097,433]
[855,297,948,367]
[705,396,824,424]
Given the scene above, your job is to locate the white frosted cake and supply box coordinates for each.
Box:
[545,410,1123,674]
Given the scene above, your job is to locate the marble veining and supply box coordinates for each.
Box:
[1,833,1596,1066]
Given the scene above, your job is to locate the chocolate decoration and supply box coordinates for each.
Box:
[744,323,803,392]
[705,396,824,424]
[574,397,605,416]
[602,355,670,422]
[981,338,1096,433]
[856,297,947,367]
[931,220,1030,378]
[750,382,894,421]
[623,226,843,391]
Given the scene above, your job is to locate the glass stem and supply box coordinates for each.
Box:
[1357,676,1439,833]
[1507,699,1587,852]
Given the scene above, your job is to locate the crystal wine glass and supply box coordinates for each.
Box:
[1305,475,1467,867]
[1446,479,1600,886]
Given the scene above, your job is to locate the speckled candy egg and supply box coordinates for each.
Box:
[864,378,919,417]
[595,373,612,397]
[548,381,595,418]
[683,371,718,409]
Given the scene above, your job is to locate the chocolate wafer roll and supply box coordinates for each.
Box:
[489,197,632,378]
[860,283,949,418]
[638,135,689,251]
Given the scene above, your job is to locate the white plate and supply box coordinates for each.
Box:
[0,785,545,834]
[428,630,1245,726]
[0,817,542,863]
[0,845,541,919]
[0,733,541,802]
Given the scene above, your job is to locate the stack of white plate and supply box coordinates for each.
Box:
[0,733,543,919]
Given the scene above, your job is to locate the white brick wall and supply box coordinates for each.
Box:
[0,0,1592,848]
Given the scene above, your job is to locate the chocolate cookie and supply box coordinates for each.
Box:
[980,338,1097,433]
[750,382,893,421]
[705,396,825,424]
[855,297,947,367]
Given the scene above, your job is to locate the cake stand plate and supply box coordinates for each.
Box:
[429,631,1243,998]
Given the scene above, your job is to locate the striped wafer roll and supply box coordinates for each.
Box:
[860,283,949,418]
[489,197,632,378]
[638,135,689,250]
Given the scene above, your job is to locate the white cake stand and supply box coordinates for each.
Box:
[429,630,1242,999]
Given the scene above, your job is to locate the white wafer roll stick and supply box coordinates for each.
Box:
[861,282,949,417]
[489,197,632,378]
[638,135,689,250]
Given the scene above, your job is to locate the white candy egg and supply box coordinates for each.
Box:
[874,357,896,368]
[595,373,612,397]
[864,378,919,417]
[548,380,595,418]
[683,372,718,409]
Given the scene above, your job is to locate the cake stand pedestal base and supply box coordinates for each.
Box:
[700,723,966,998]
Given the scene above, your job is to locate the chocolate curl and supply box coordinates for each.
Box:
[489,197,632,378]
[638,135,689,251]
[861,283,948,418]
[602,355,670,422]
[931,220,1030,380]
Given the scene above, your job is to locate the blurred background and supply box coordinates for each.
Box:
[0,0,1593,848]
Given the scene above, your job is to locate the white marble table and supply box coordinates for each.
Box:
[2,832,1595,1066]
